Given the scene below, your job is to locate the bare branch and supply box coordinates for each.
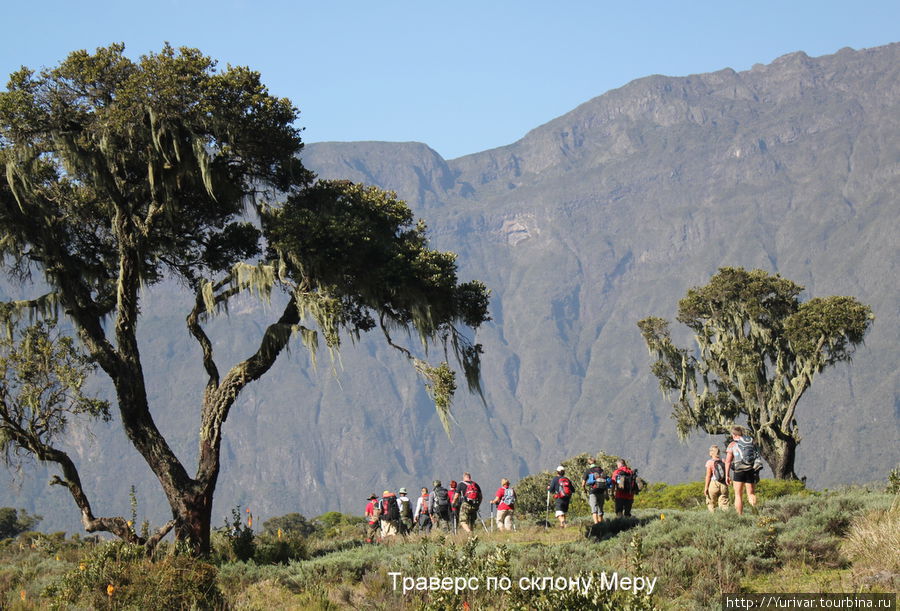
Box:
[187,287,223,392]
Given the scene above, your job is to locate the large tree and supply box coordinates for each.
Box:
[0,44,489,554]
[637,267,872,480]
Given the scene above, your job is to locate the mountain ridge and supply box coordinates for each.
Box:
[2,42,898,533]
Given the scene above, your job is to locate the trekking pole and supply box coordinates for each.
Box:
[478,510,490,534]
[545,491,551,530]
[490,504,495,533]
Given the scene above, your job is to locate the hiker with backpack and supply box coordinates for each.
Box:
[548,465,574,528]
[429,480,452,532]
[611,459,638,517]
[457,472,483,533]
[724,425,761,515]
[704,445,730,512]
[490,478,516,531]
[414,487,432,534]
[582,457,607,524]
[379,490,400,538]
[364,493,379,543]
[449,479,462,533]
[397,487,414,535]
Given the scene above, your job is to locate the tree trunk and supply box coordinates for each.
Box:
[174,488,215,556]
[756,430,799,480]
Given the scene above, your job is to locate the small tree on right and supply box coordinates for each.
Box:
[638,267,873,480]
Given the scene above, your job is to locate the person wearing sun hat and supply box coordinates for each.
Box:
[364,493,379,543]
[397,487,413,535]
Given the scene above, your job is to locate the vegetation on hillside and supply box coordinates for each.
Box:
[0,474,896,609]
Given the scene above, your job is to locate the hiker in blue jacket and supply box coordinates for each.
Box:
[582,457,607,524]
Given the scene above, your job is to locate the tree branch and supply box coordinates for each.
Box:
[8,424,172,549]
[187,287,223,392]
[196,295,304,484]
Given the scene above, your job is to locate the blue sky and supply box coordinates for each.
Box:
[2,1,898,159]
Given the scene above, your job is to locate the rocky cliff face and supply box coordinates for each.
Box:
[3,44,898,532]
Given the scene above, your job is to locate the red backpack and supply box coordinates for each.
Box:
[556,476,573,498]
[464,481,481,504]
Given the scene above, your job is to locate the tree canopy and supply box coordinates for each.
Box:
[0,507,41,540]
[0,43,490,554]
[638,267,873,479]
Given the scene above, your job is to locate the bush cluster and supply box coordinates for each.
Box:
[1,483,896,608]
[634,477,809,510]
[45,541,223,609]
[515,452,623,517]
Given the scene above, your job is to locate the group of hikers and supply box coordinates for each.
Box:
[363,426,764,542]
[363,458,643,542]
[364,472,502,542]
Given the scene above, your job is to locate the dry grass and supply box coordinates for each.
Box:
[841,498,900,591]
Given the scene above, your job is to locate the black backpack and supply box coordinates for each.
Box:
[733,437,760,472]
[380,496,400,521]
[616,469,641,494]
[433,486,450,510]
[713,459,727,484]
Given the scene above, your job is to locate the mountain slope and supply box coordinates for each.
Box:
[2,43,898,532]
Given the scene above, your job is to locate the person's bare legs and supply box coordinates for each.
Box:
[733,481,745,514]
[745,482,757,511]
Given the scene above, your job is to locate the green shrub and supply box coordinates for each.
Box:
[0,508,42,541]
[757,479,810,499]
[254,533,309,564]
[772,494,862,567]
[311,511,367,545]
[46,541,223,609]
[626,510,774,608]
[634,482,707,510]
[386,535,655,610]
[262,512,319,537]
[213,506,256,563]
[634,478,811,511]
[887,466,900,494]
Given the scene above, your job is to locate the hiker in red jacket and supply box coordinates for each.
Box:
[364,493,379,543]
[490,478,516,531]
[611,459,636,517]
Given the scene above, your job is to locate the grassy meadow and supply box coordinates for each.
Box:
[1,480,897,610]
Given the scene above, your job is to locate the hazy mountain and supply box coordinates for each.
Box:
[3,44,898,533]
